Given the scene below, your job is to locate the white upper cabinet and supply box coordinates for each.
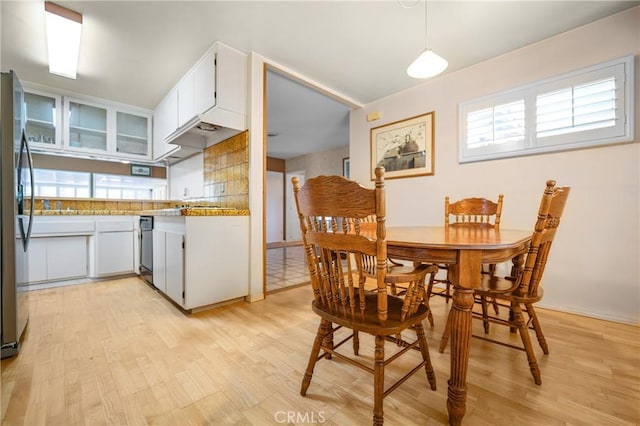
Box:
[116,111,150,157]
[24,89,62,150]
[154,88,178,142]
[193,49,216,114]
[153,88,179,160]
[154,41,247,151]
[64,97,152,159]
[177,72,196,128]
[65,98,109,152]
[23,83,153,161]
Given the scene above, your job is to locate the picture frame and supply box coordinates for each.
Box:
[370,111,435,180]
[343,157,350,179]
[131,164,151,177]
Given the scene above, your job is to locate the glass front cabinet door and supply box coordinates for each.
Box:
[24,89,62,150]
[115,111,150,157]
[64,98,152,159]
[65,98,108,153]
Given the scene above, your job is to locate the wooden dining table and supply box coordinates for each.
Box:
[385,225,532,425]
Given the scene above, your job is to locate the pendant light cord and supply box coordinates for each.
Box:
[399,0,428,49]
[424,0,428,50]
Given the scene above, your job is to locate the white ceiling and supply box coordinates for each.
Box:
[266,69,350,159]
[2,1,637,159]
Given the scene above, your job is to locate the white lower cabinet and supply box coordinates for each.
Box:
[165,231,185,304]
[28,236,88,283]
[27,216,138,284]
[153,228,185,305]
[27,238,48,283]
[96,231,134,276]
[152,229,166,293]
[95,219,136,276]
[153,215,249,310]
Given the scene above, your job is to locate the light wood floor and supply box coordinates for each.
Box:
[2,277,639,425]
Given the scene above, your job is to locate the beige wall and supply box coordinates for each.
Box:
[168,153,203,200]
[33,153,167,178]
[350,7,640,323]
[285,145,348,177]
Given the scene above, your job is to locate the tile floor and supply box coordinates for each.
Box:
[266,245,309,292]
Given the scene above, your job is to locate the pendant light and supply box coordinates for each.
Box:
[406,0,447,79]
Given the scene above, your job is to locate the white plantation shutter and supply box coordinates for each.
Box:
[536,78,616,138]
[467,100,525,149]
[459,56,633,163]
[460,91,527,160]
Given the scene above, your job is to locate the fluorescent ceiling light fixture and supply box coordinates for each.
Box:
[407,1,447,79]
[45,1,83,79]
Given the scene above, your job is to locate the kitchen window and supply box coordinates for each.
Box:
[459,55,634,163]
[93,173,166,200]
[32,169,166,200]
[32,169,91,198]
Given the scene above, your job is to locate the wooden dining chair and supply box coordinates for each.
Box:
[359,214,436,327]
[429,194,504,303]
[439,180,570,385]
[292,167,438,425]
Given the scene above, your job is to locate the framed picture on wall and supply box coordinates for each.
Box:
[131,164,151,176]
[343,157,350,179]
[370,111,435,180]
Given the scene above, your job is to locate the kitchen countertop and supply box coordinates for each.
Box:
[33,208,250,216]
[144,207,249,216]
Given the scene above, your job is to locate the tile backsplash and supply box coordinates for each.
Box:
[26,131,250,213]
[203,131,249,209]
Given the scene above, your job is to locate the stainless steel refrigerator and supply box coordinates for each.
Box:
[1,70,34,359]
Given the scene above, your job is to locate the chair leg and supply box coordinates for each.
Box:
[415,323,437,390]
[509,301,517,333]
[373,335,385,426]
[423,276,435,327]
[422,299,435,328]
[426,273,435,299]
[526,304,549,354]
[480,296,490,334]
[491,297,500,315]
[322,323,334,359]
[427,307,434,328]
[488,263,496,275]
[301,319,331,396]
[438,307,452,353]
[353,330,360,356]
[512,304,542,385]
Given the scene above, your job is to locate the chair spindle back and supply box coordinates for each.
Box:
[517,180,570,297]
[292,167,391,323]
[445,195,504,226]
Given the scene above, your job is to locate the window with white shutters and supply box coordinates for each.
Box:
[459,56,634,163]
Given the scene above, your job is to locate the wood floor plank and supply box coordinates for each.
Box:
[1,276,639,425]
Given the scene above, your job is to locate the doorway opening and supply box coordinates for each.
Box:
[263,66,353,294]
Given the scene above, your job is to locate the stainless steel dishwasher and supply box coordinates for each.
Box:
[139,216,153,285]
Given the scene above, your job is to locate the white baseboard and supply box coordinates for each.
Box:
[538,302,639,326]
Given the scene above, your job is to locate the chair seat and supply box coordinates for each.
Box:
[312,293,430,336]
[476,275,544,303]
